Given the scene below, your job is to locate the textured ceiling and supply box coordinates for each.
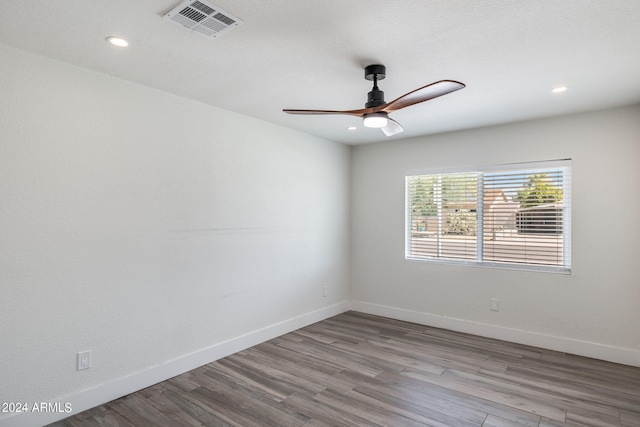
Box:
[1,0,639,145]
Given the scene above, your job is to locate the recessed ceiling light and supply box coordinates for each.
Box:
[106,36,129,48]
[347,126,357,131]
[551,86,569,93]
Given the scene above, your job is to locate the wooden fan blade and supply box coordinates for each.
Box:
[381,117,403,136]
[283,108,368,117]
[381,80,465,113]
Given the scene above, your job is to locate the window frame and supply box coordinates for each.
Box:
[405,160,571,274]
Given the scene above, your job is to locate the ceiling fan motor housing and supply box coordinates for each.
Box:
[366,87,385,108]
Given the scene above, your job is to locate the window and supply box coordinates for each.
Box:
[406,160,571,273]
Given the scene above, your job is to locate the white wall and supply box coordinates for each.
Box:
[0,44,350,426]
[351,104,640,367]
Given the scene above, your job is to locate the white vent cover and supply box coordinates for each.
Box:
[164,0,242,38]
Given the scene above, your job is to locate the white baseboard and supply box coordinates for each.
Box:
[350,300,640,368]
[1,301,349,427]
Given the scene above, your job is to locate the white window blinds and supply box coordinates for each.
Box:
[406,160,571,273]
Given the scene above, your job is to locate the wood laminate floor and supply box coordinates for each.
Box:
[49,312,640,426]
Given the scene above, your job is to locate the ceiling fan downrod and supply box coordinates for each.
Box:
[364,64,386,108]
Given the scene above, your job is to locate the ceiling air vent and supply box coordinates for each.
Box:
[163,0,242,38]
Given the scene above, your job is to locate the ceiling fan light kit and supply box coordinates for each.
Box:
[363,112,388,128]
[283,64,465,137]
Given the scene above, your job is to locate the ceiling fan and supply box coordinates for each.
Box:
[283,64,465,136]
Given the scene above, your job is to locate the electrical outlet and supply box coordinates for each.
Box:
[490,298,500,312]
[77,351,91,371]
[322,286,328,297]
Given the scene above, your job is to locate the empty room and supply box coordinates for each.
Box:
[1,1,639,426]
